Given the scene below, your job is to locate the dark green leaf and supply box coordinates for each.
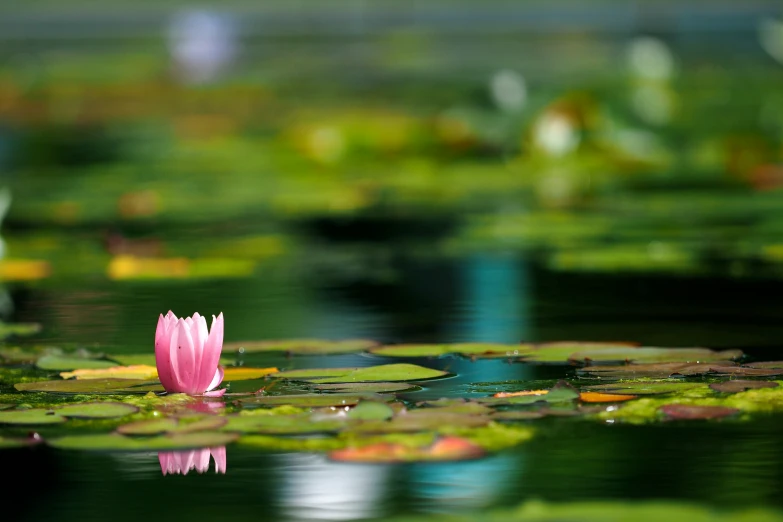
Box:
[49,432,239,451]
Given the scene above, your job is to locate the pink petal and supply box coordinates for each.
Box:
[195,449,211,473]
[175,319,198,393]
[211,446,227,474]
[165,321,183,393]
[190,313,208,387]
[198,313,224,392]
[155,315,177,392]
[203,387,226,397]
[158,452,170,475]
[206,366,224,392]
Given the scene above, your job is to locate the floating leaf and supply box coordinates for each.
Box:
[226,339,378,355]
[329,436,485,463]
[479,385,579,406]
[272,363,449,383]
[708,366,783,377]
[583,382,704,395]
[579,392,638,403]
[659,404,740,420]
[347,401,395,421]
[0,409,66,425]
[491,411,546,421]
[578,362,733,379]
[521,342,742,365]
[56,402,139,419]
[312,382,419,394]
[417,399,493,415]
[49,432,239,452]
[223,367,279,381]
[0,322,41,340]
[222,415,343,434]
[709,381,779,393]
[369,343,531,358]
[347,410,490,434]
[239,393,393,408]
[745,361,783,369]
[521,342,638,363]
[37,356,119,371]
[118,416,227,435]
[16,378,164,394]
[61,365,158,380]
[493,390,549,398]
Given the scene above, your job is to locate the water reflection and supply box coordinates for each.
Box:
[159,447,227,476]
[276,453,390,520]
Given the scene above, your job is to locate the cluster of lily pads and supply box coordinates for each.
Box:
[2,331,783,462]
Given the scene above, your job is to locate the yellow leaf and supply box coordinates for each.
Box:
[223,367,278,381]
[61,365,158,380]
[493,389,549,398]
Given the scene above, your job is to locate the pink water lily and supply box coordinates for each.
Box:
[159,447,227,476]
[155,310,225,396]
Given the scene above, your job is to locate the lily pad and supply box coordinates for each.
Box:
[745,361,783,369]
[578,362,734,379]
[659,404,740,420]
[0,322,42,340]
[49,432,239,452]
[417,399,493,415]
[347,401,395,421]
[16,378,164,394]
[583,382,704,395]
[226,339,378,355]
[328,435,485,463]
[312,382,419,394]
[490,411,546,421]
[118,416,228,435]
[222,414,343,434]
[0,409,66,425]
[36,356,119,371]
[223,367,279,381]
[61,365,158,380]
[239,393,393,408]
[0,404,13,411]
[709,380,779,393]
[521,342,742,365]
[478,385,580,406]
[521,342,638,363]
[56,402,139,419]
[347,410,491,434]
[272,363,449,383]
[369,343,531,358]
[579,392,638,403]
[708,365,783,377]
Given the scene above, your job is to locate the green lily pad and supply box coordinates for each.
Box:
[521,342,638,363]
[0,322,42,340]
[416,399,494,415]
[369,343,531,358]
[478,385,580,406]
[0,436,40,449]
[347,401,395,421]
[659,404,740,420]
[222,414,344,434]
[522,343,742,365]
[0,409,66,425]
[709,380,780,393]
[272,363,449,383]
[312,382,419,394]
[49,432,239,452]
[491,411,547,421]
[118,416,227,435]
[226,339,378,355]
[56,402,139,419]
[347,410,491,434]
[240,393,393,408]
[583,382,704,395]
[15,378,164,394]
[36,356,119,371]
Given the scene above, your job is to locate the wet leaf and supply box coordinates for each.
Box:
[479,385,579,406]
[49,432,239,452]
[659,404,740,420]
[222,415,343,434]
[226,339,378,355]
[223,367,279,381]
[0,409,66,425]
[118,416,227,435]
[417,399,493,415]
[347,410,490,434]
[521,342,638,363]
[579,392,638,403]
[369,343,531,358]
[16,378,164,394]
[745,361,783,369]
[493,390,549,398]
[709,380,779,393]
[312,382,419,394]
[36,356,119,371]
[583,382,704,395]
[328,435,485,463]
[347,401,395,421]
[56,402,139,419]
[272,363,449,383]
[239,393,393,408]
[521,342,742,365]
[491,411,546,421]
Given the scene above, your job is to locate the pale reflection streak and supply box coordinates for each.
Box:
[276,453,390,521]
[159,447,227,476]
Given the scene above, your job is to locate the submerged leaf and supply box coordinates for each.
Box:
[271,363,449,383]
[226,339,378,355]
[49,432,239,451]
[659,404,740,420]
[56,402,139,419]
[0,409,66,425]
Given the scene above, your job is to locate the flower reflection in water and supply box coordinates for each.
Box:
[159,447,227,476]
